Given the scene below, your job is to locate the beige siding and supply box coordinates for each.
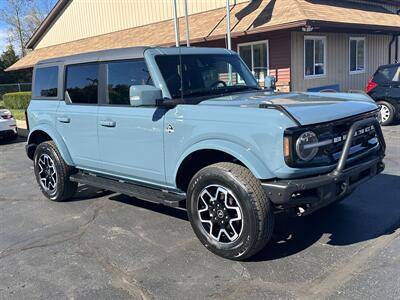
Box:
[36,0,248,49]
[291,32,390,92]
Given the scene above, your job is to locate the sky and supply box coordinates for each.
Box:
[0,0,57,54]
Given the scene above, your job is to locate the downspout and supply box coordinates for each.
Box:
[389,35,396,64]
[390,9,400,64]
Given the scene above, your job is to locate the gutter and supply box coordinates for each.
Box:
[389,9,400,64]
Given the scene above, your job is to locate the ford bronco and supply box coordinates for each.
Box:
[26,47,386,260]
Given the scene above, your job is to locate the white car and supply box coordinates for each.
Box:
[0,109,17,140]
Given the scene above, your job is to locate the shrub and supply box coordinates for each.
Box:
[3,92,32,110]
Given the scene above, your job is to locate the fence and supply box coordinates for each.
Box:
[0,83,32,99]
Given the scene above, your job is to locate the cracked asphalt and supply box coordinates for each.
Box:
[0,125,399,300]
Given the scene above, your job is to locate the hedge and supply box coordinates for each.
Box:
[3,92,32,110]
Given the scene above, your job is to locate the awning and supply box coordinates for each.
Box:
[7,0,400,71]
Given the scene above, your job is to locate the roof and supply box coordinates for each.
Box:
[36,46,234,66]
[7,0,400,71]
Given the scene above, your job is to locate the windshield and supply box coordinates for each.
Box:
[155,54,259,100]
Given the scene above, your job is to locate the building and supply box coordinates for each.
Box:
[7,0,400,92]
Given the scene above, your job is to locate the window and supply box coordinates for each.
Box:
[373,65,400,84]
[65,63,98,104]
[304,36,326,77]
[155,54,258,100]
[237,41,269,83]
[349,37,365,73]
[33,66,58,97]
[107,60,153,105]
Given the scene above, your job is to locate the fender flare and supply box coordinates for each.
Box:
[172,139,274,184]
[28,124,74,166]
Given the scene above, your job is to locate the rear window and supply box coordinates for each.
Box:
[65,63,98,104]
[33,66,58,97]
[373,65,400,83]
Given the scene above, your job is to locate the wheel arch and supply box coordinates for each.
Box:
[27,125,74,165]
[174,141,273,192]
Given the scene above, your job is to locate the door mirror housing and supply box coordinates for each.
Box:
[129,85,162,107]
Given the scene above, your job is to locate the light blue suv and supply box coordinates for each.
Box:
[26,47,386,260]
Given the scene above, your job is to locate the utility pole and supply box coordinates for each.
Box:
[173,0,180,47]
[184,0,190,47]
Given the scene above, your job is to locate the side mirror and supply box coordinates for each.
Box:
[129,85,162,107]
[264,75,276,90]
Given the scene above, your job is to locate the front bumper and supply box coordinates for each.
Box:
[262,117,386,215]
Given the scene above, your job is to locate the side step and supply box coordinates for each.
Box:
[70,171,186,207]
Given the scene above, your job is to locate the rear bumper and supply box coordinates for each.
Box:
[262,117,386,215]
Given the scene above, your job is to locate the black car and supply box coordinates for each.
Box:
[366,63,400,126]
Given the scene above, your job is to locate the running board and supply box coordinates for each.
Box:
[70,171,186,207]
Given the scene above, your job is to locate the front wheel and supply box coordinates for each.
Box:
[187,162,274,260]
[33,141,77,202]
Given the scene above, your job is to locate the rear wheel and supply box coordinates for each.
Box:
[34,141,77,202]
[377,101,396,126]
[187,162,274,260]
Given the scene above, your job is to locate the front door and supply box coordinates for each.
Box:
[97,59,165,185]
[56,63,100,169]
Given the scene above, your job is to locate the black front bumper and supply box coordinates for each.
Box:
[262,117,386,215]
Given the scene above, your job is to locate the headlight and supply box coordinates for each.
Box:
[295,131,319,161]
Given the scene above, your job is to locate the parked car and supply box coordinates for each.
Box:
[26,47,386,260]
[366,63,400,125]
[0,109,17,140]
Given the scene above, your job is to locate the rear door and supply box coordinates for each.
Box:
[56,63,100,169]
[97,59,165,185]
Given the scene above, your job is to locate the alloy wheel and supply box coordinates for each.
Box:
[197,184,243,244]
[38,153,57,193]
[379,104,391,124]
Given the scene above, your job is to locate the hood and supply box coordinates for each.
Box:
[198,91,378,126]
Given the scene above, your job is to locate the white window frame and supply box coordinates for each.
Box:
[349,37,366,75]
[237,40,269,83]
[304,36,327,79]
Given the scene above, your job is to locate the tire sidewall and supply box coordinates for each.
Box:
[33,143,65,201]
[187,167,260,259]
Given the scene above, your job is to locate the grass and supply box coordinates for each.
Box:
[0,100,26,120]
[10,109,26,121]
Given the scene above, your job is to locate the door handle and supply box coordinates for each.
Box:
[99,120,116,127]
[57,116,70,123]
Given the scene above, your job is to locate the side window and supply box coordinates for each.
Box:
[33,66,58,97]
[107,60,153,105]
[65,63,98,104]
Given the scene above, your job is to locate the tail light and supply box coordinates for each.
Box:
[365,78,378,93]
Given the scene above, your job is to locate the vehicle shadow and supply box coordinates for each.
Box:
[0,136,26,145]
[251,173,400,262]
[68,173,400,261]
[108,193,188,221]
[66,185,115,202]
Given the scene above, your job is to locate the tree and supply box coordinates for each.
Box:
[0,44,32,83]
[0,0,53,57]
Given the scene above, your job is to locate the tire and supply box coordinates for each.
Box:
[187,162,274,260]
[33,141,77,202]
[377,101,396,126]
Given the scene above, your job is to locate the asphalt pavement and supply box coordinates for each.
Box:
[0,125,399,299]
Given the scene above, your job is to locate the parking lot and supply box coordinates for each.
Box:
[0,125,399,300]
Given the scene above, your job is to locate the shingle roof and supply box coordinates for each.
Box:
[7,0,400,71]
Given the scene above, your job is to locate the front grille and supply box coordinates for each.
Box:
[313,111,380,165]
